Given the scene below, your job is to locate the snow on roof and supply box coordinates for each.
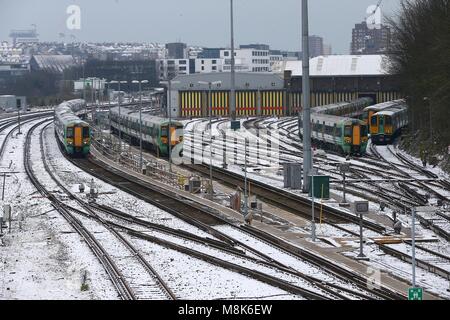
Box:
[282,55,389,77]
[31,55,76,73]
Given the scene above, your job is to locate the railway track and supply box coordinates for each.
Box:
[184,118,450,289]
[25,120,179,300]
[73,141,414,299]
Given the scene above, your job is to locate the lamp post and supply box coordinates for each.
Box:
[199,80,222,198]
[412,207,417,288]
[132,80,149,172]
[105,81,114,144]
[109,80,127,156]
[160,79,180,172]
[310,169,316,241]
[244,137,249,219]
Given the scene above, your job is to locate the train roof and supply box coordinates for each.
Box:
[376,107,408,117]
[111,106,184,126]
[364,99,405,112]
[310,113,365,125]
[313,97,373,114]
[55,100,88,126]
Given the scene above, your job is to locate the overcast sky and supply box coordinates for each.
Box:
[0,0,401,53]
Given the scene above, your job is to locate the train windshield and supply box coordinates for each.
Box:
[344,126,352,137]
[379,117,384,126]
[371,116,377,126]
[361,125,368,136]
[83,127,90,138]
[66,127,74,138]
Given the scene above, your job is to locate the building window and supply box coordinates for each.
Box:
[201,66,205,71]
[179,60,186,64]
[212,60,217,64]
[224,51,230,57]
[179,66,187,71]
[201,60,205,64]
[212,66,217,71]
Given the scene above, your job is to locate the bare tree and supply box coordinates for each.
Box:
[388,0,450,154]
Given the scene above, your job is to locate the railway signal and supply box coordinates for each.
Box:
[354,201,369,260]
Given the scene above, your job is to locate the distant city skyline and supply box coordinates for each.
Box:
[0,0,401,53]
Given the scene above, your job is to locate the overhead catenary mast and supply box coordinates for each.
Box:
[301,0,312,193]
[230,0,237,123]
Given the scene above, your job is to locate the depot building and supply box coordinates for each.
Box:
[167,55,402,119]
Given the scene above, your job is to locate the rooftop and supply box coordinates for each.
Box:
[276,55,390,77]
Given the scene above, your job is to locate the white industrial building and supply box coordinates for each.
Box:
[0,95,27,112]
[272,54,389,76]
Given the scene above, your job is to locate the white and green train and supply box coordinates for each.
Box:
[313,97,373,117]
[298,113,369,156]
[110,107,184,157]
[54,99,91,156]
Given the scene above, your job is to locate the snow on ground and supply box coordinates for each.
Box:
[42,124,307,299]
[43,125,216,240]
[344,244,450,299]
[1,119,117,300]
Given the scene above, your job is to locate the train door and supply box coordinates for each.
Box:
[379,116,385,134]
[74,126,82,147]
[352,124,361,145]
[170,126,177,146]
[370,115,378,135]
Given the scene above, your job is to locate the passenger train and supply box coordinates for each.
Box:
[299,113,369,156]
[313,97,373,117]
[370,102,408,145]
[54,99,91,156]
[110,107,184,157]
[362,99,406,126]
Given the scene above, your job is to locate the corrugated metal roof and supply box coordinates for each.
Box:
[279,55,389,77]
[32,55,76,73]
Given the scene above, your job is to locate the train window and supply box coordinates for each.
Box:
[336,128,342,137]
[161,127,168,137]
[371,116,377,126]
[344,126,352,137]
[361,125,368,136]
[385,117,392,126]
[83,127,90,138]
[67,127,74,138]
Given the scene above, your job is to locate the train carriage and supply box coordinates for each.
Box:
[300,113,369,156]
[313,97,373,117]
[362,99,405,126]
[370,103,408,145]
[54,100,91,156]
[110,107,184,157]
